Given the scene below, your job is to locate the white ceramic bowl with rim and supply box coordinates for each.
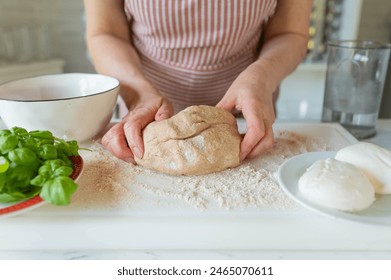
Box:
[0,73,120,142]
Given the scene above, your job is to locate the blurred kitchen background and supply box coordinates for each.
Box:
[0,0,390,120]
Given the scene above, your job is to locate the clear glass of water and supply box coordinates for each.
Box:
[321,40,391,139]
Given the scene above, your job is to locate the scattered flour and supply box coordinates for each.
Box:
[71,145,138,209]
[71,130,333,211]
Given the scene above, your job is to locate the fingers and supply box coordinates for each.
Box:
[102,106,157,163]
[155,100,174,121]
[239,106,264,161]
[101,123,136,164]
[102,93,173,164]
[216,95,236,112]
[217,95,275,161]
[244,120,274,159]
[123,106,157,160]
[239,103,275,161]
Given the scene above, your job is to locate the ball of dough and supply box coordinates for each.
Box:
[335,142,391,194]
[298,158,375,212]
[135,105,241,176]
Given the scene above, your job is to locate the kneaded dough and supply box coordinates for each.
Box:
[335,142,391,194]
[135,105,241,175]
[298,158,375,212]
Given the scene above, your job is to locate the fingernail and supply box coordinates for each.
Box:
[125,157,136,164]
[239,152,246,162]
[132,146,143,159]
[157,113,168,120]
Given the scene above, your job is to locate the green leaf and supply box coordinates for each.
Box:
[29,130,53,140]
[0,156,10,173]
[0,134,18,154]
[38,165,52,178]
[0,191,29,203]
[40,176,78,206]
[39,144,57,160]
[53,166,73,177]
[0,172,6,192]
[8,147,38,166]
[0,129,11,137]
[10,127,28,138]
[37,160,72,179]
[55,140,80,157]
[45,159,67,170]
[0,127,80,206]
[6,163,35,190]
[58,155,73,168]
[30,174,46,187]
[22,185,41,198]
[19,138,39,153]
[65,140,80,156]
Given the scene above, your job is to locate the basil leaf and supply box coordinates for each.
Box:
[0,129,11,137]
[0,127,81,206]
[8,147,38,166]
[38,165,52,178]
[0,156,10,173]
[0,134,18,154]
[0,192,28,203]
[0,172,6,192]
[53,166,73,177]
[29,130,53,140]
[40,176,78,206]
[39,144,57,160]
[10,127,28,138]
[30,174,46,187]
[6,164,35,190]
[55,140,80,157]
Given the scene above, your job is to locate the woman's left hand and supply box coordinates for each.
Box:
[217,62,276,162]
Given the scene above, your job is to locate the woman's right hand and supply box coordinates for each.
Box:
[101,91,173,164]
[84,0,174,164]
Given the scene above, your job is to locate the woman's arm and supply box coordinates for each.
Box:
[83,0,173,163]
[256,0,312,93]
[217,0,312,161]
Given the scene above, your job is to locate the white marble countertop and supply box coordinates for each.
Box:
[0,120,390,260]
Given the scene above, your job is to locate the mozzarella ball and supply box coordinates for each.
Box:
[335,142,391,194]
[298,158,375,212]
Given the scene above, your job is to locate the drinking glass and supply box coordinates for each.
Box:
[321,40,391,139]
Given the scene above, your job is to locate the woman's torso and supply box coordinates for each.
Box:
[124,0,277,112]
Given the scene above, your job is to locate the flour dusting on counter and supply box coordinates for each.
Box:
[71,145,138,208]
[71,131,332,210]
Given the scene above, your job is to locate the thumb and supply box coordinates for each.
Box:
[155,100,174,121]
[216,95,236,112]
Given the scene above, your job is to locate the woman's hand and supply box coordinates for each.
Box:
[84,0,175,164]
[101,91,173,164]
[217,63,276,162]
[216,0,312,161]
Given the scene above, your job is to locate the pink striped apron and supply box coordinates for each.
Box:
[124,0,277,112]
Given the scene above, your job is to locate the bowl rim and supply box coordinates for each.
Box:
[0,73,120,103]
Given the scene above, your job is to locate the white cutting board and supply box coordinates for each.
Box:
[3,122,391,252]
[23,122,358,217]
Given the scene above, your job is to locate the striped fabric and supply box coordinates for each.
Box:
[124,0,277,112]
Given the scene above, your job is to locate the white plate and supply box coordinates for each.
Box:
[277,151,391,226]
[0,155,84,219]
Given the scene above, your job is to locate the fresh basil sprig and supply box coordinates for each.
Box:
[0,127,81,206]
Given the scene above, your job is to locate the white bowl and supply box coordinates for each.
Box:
[0,73,119,142]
